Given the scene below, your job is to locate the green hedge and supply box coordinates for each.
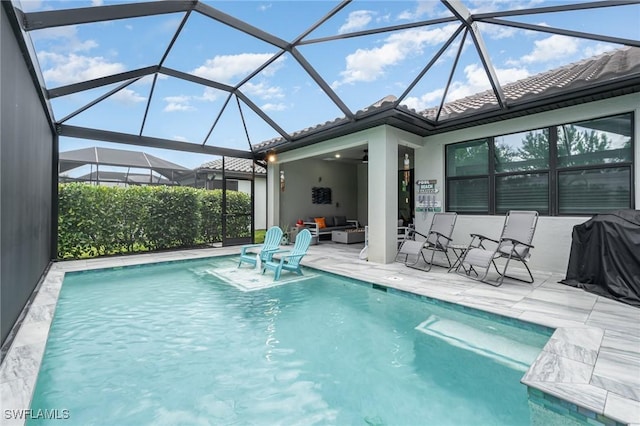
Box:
[57,183,251,259]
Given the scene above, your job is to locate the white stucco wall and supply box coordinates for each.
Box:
[414,93,640,273]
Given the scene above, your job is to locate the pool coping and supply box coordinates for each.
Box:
[1,245,639,425]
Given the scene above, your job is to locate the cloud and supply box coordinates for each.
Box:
[38,52,125,85]
[111,88,146,105]
[192,53,284,83]
[91,0,104,5]
[397,1,439,20]
[242,81,284,100]
[338,10,375,34]
[467,0,544,14]
[477,22,517,40]
[163,95,195,112]
[332,24,458,88]
[583,43,617,58]
[173,136,188,142]
[198,87,220,102]
[164,88,222,112]
[258,3,272,12]
[403,88,444,111]
[164,103,195,112]
[31,26,98,53]
[403,62,530,111]
[261,103,287,112]
[495,66,531,85]
[19,1,46,12]
[520,34,580,64]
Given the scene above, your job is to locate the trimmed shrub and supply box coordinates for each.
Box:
[199,190,222,244]
[57,183,252,259]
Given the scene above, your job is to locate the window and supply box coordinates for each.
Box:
[558,168,631,215]
[494,129,550,213]
[446,139,488,176]
[557,116,632,167]
[494,130,549,173]
[445,113,634,216]
[448,177,489,213]
[496,173,549,214]
[446,140,489,213]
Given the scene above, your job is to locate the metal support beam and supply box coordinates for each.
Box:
[202,93,233,146]
[473,0,640,19]
[479,18,640,48]
[290,47,354,120]
[467,21,506,108]
[194,2,288,50]
[21,1,195,31]
[47,66,157,99]
[291,1,351,45]
[442,0,506,108]
[436,30,468,122]
[397,24,466,105]
[59,78,142,124]
[299,16,458,46]
[235,92,291,141]
[58,125,254,158]
[159,67,235,92]
[2,1,56,131]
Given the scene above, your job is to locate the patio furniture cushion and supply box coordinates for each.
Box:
[314,217,327,228]
[334,215,347,226]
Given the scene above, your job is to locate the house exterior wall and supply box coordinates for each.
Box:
[269,93,637,268]
[1,6,54,346]
[414,93,640,273]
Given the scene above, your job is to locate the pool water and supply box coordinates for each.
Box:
[30,256,553,425]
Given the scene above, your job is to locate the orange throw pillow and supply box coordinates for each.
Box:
[314,217,326,229]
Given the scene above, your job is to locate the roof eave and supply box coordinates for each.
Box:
[257,75,640,154]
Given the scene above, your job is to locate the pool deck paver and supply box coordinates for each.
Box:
[1,243,639,425]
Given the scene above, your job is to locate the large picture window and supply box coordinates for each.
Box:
[445,113,634,216]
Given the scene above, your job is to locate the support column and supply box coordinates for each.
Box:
[266,162,280,228]
[367,127,398,263]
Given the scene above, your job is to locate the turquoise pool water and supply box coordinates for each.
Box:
[30,256,554,425]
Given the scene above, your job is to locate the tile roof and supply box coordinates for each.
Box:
[198,157,266,175]
[417,46,640,121]
[255,47,640,151]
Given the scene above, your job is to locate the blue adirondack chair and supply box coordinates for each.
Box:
[261,229,312,281]
[238,226,283,268]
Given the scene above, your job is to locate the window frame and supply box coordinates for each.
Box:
[444,112,635,216]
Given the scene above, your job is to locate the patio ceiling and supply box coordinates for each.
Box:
[5,0,640,160]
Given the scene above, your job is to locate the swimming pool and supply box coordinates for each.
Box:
[29,256,556,425]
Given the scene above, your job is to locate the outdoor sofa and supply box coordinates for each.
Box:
[302,215,359,241]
